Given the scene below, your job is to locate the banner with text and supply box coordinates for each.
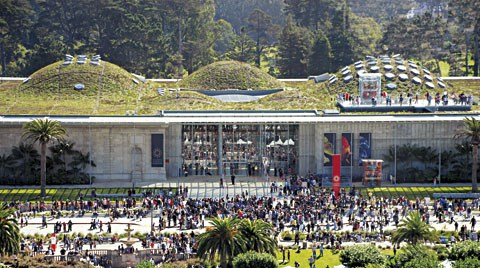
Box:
[151,134,164,167]
[332,154,341,198]
[358,133,372,165]
[341,133,353,166]
[323,133,336,167]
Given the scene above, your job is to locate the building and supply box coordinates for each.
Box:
[0,111,476,184]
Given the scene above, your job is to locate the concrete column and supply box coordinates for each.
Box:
[217,124,223,177]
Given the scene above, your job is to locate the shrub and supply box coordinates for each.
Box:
[233,251,278,268]
[395,244,439,268]
[339,244,386,267]
[449,241,480,261]
[453,257,480,268]
[281,231,292,241]
[432,245,448,261]
[403,255,441,268]
[136,261,156,268]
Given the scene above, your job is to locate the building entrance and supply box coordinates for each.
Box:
[181,124,298,178]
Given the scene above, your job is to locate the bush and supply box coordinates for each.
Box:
[281,231,292,241]
[449,241,480,261]
[432,245,448,261]
[339,244,386,267]
[136,261,156,268]
[395,245,438,268]
[453,257,480,268]
[403,255,441,268]
[233,251,278,268]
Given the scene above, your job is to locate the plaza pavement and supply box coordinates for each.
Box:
[12,175,477,255]
[19,200,479,255]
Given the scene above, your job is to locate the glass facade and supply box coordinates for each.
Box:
[181,124,298,178]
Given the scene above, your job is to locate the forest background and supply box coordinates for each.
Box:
[1,0,479,79]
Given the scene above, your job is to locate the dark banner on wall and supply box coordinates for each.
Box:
[151,134,164,167]
[341,133,353,166]
[359,133,372,165]
[332,154,341,198]
[324,133,336,166]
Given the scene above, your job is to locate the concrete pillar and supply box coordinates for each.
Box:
[217,124,223,177]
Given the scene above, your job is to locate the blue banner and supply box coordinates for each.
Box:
[151,134,164,167]
[359,133,372,165]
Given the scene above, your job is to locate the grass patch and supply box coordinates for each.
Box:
[276,248,393,267]
[363,186,471,199]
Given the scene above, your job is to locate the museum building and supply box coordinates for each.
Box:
[0,111,476,183]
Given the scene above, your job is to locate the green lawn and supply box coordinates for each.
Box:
[362,186,471,200]
[0,186,472,202]
[276,248,393,268]
[0,187,175,202]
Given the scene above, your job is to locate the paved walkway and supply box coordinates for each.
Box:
[19,201,479,255]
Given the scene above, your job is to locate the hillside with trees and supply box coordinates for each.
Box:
[0,0,479,78]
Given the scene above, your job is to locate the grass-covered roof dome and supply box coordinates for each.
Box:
[178,61,285,90]
[19,57,142,96]
[11,56,146,115]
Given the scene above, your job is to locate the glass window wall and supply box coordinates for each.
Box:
[181,124,298,178]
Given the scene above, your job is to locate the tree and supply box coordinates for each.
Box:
[10,142,39,184]
[392,211,438,246]
[23,118,67,197]
[454,116,480,192]
[197,217,246,268]
[449,0,480,76]
[0,154,14,181]
[308,30,332,74]
[239,219,277,254]
[0,0,33,76]
[0,204,20,256]
[233,251,278,268]
[328,0,356,70]
[246,9,277,67]
[277,17,312,77]
[227,26,256,63]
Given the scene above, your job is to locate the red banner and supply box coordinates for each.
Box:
[332,154,341,198]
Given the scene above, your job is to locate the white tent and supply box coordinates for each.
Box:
[275,138,284,145]
[283,138,295,146]
[237,138,247,145]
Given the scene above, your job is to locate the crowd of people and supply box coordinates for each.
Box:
[8,174,480,267]
[339,91,474,107]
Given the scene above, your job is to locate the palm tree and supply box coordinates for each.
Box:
[23,118,66,197]
[10,142,40,184]
[197,217,246,268]
[392,211,438,246]
[69,151,96,179]
[0,204,20,256]
[0,154,14,182]
[454,116,480,192]
[49,140,76,176]
[239,219,277,254]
